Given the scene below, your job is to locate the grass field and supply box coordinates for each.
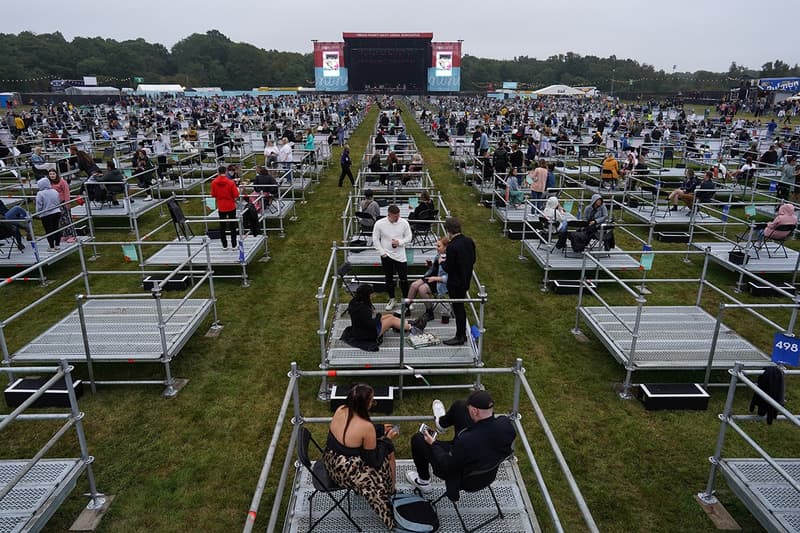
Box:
[1,102,798,533]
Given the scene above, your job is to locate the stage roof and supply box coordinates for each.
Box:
[343,32,433,39]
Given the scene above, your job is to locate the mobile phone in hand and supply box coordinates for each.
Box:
[419,423,437,441]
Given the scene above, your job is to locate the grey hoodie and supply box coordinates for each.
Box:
[583,193,608,225]
[35,177,61,217]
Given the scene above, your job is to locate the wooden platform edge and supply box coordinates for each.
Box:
[69,494,115,531]
[694,494,741,530]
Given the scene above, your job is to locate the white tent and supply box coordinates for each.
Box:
[533,84,585,97]
[135,84,184,94]
[65,86,120,96]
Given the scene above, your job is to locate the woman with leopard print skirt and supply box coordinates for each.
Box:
[324,383,398,529]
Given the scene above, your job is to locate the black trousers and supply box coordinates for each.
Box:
[339,165,354,186]
[40,213,62,248]
[410,400,470,480]
[380,255,408,299]
[218,209,237,248]
[449,286,468,339]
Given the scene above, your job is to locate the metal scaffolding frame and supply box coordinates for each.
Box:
[0,361,107,532]
[697,363,800,532]
[244,362,599,533]
[1,240,222,397]
[571,248,799,398]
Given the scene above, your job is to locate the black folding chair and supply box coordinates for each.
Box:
[297,427,361,532]
[411,208,438,248]
[432,455,510,533]
[763,223,797,259]
[167,197,194,241]
[354,211,376,244]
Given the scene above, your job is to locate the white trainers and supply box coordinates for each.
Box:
[432,400,446,433]
[385,298,396,311]
[405,470,432,495]
[145,195,152,201]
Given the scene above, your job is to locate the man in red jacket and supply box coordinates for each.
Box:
[210,165,240,250]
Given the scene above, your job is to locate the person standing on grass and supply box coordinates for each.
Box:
[441,217,476,346]
[339,144,354,187]
[210,165,240,251]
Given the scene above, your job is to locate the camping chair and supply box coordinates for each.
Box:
[167,197,194,241]
[83,180,114,210]
[354,211,376,245]
[763,224,797,259]
[737,167,756,194]
[586,221,615,257]
[411,208,438,248]
[296,427,361,533]
[432,455,510,533]
[691,188,716,219]
[0,221,21,259]
[535,216,559,251]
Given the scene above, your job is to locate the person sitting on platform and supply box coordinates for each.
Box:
[407,236,449,321]
[98,161,127,206]
[253,166,279,211]
[69,145,101,178]
[0,199,30,251]
[408,153,424,173]
[405,390,516,495]
[368,152,382,174]
[339,284,427,352]
[600,152,620,190]
[323,383,399,530]
[359,189,381,232]
[544,196,569,247]
[668,168,698,211]
[746,203,799,245]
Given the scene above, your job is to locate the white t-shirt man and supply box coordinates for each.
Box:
[372,207,412,263]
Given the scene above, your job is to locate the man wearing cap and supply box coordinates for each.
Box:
[406,390,516,495]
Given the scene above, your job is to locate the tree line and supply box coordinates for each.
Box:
[1,30,797,94]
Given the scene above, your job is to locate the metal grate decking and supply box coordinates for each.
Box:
[691,241,800,274]
[144,236,265,266]
[12,298,212,363]
[0,236,93,268]
[283,459,539,533]
[579,305,768,369]
[0,459,86,533]
[719,458,800,533]
[620,204,723,225]
[69,197,167,218]
[327,306,477,368]
[345,248,438,266]
[522,240,641,271]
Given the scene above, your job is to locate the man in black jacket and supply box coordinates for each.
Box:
[441,217,475,345]
[406,390,516,495]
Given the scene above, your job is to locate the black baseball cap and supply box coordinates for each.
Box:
[467,390,494,409]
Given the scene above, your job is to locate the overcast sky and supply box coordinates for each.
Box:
[5,0,799,74]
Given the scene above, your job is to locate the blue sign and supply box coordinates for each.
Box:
[772,332,800,366]
[314,67,349,92]
[721,204,730,222]
[427,67,461,92]
[757,78,800,92]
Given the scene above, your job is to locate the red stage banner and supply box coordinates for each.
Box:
[313,42,345,68]
[342,32,433,39]
[431,42,461,68]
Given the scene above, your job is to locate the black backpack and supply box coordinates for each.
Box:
[392,494,439,532]
[569,229,590,253]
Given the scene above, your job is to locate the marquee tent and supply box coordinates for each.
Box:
[533,84,585,97]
